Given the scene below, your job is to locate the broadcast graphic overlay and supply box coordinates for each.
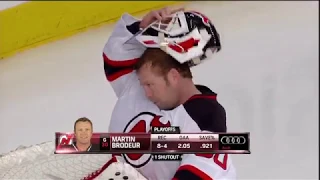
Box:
[150,126,182,161]
[55,132,100,154]
[55,127,250,160]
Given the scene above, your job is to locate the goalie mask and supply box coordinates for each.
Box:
[135,11,221,67]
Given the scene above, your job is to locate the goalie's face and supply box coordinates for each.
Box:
[74,121,93,144]
[138,63,180,110]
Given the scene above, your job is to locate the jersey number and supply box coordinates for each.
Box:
[195,154,228,170]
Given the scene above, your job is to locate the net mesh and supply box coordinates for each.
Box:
[0,141,146,180]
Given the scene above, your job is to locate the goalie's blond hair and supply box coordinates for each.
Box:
[135,48,193,79]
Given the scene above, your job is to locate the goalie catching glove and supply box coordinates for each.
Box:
[82,156,147,180]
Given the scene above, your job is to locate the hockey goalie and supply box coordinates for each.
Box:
[0,7,236,180]
[102,6,237,180]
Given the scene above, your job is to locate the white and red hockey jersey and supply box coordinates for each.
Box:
[103,13,236,180]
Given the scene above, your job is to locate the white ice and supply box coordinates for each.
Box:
[0,1,318,179]
[0,1,26,11]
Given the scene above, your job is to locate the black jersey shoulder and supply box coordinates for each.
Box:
[183,85,227,132]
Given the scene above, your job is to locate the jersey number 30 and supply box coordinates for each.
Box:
[195,154,228,170]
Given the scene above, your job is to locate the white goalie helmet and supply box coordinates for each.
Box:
[135,11,221,67]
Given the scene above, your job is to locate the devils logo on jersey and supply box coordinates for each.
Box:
[122,112,171,168]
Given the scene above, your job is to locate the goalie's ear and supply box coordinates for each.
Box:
[167,68,181,85]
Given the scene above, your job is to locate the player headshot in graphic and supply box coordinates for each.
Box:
[61,117,99,152]
[73,117,94,151]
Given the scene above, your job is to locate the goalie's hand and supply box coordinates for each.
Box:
[140,7,184,29]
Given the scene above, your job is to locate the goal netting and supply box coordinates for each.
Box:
[0,141,147,180]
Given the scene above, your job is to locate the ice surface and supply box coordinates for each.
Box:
[0,1,318,179]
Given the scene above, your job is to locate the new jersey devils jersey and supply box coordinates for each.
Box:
[103,13,236,180]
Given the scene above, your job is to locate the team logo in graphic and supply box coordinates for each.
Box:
[59,133,74,146]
